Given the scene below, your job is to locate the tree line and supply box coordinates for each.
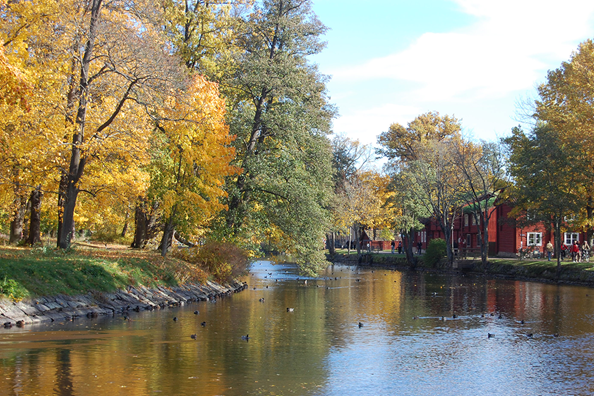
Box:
[3,1,593,276]
[342,39,594,276]
[0,0,334,274]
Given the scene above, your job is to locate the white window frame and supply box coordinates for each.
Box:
[464,214,469,227]
[527,232,542,246]
[564,232,580,245]
[471,214,477,226]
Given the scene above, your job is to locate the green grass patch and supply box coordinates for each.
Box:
[0,246,208,301]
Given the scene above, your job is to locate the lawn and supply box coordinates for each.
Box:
[0,244,208,301]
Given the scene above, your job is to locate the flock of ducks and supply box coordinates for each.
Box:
[162,265,565,343]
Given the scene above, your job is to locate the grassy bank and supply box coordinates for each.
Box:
[0,245,209,301]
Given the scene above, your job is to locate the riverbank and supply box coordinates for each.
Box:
[329,252,594,287]
[0,280,247,327]
[0,245,248,327]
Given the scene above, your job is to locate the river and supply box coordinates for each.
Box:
[1,261,594,395]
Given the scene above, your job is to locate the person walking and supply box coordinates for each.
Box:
[582,240,590,262]
[572,241,580,262]
[561,243,567,260]
[546,241,554,261]
[391,240,395,254]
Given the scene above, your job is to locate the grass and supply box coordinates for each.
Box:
[0,245,209,301]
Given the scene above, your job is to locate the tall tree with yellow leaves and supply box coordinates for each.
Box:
[151,75,238,257]
[55,0,185,248]
[535,39,594,234]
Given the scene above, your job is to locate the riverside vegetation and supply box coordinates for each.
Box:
[0,241,248,302]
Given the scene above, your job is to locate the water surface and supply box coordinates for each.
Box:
[1,261,594,395]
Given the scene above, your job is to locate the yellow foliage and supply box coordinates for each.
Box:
[155,75,239,238]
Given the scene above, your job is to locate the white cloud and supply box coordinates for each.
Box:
[331,0,594,102]
[332,103,421,145]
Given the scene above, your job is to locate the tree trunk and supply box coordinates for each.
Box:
[131,200,160,249]
[327,232,335,255]
[438,218,455,267]
[26,186,43,245]
[9,195,27,244]
[59,0,102,250]
[347,227,351,254]
[481,210,489,267]
[587,197,593,245]
[56,173,68,247]
[58,181,79,249]
[402,229,417,267]
[131,203,148,248]
[121,211,129,237]
[555,217,562,281]
[160,218,175,257]
[354,223,362,255]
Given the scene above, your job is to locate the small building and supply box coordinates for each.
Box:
[360,230,395,251]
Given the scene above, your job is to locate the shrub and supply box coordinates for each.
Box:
[172,241,249,283]
[424,238,447,267]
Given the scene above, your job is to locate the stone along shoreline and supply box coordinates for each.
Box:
[1,280,248,328]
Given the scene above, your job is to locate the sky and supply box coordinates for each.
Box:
[309,0,594,146]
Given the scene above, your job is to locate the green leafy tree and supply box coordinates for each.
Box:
[388,172,430,267]
[328,134,373,255]
[218,0,335,274]
[503,125,584,278]
[452,139,509,266]
[378,112,462,267]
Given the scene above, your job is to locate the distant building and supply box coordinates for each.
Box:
[411,202,590,257]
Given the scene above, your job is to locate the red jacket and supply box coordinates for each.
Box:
[572,244,580,253]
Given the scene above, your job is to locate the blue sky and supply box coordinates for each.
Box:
[310,0,594,146]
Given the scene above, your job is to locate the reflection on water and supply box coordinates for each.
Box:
[2,261,594,395]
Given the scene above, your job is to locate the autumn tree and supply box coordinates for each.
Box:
[503,125,583,278]
[335,170,394,256]
[55,0,185,249]
[378,112,462,266]
[452,138,509,266]
[377,111,461,165]
[404,139,466,266]
[163,0,250,77]
[328,134,373,254]
[0,43,30,243]
[535,39,594,235]
[0,0,68,245]
[151,75,237,257]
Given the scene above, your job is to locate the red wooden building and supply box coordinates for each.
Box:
[412,203,590,257]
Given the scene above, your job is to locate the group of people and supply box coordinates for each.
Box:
[390,240,403,254]
[546,240,591,262]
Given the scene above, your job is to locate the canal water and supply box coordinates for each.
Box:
[1,261,594,395]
